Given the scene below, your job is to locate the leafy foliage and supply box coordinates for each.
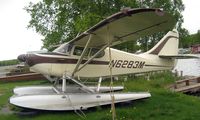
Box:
[25,0,185,51]
[180,30,200,48]
[0,59,19,66]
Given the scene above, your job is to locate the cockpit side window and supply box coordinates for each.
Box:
[90,48,105,58]
[73,46,89,56]
[53,43,104,58]
[73,46,83,56]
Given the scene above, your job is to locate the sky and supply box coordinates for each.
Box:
[0,0,200,61]
[0,0,43,61]
[182,0,200,34]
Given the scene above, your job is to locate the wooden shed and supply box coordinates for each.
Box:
[191,44,200,54]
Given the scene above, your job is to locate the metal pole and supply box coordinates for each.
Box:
[62,73,66,92]
[96,77,102,92]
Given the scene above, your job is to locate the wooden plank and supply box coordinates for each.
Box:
[0,73,47,82]
[175,77,199,84]
[175,83,200,92]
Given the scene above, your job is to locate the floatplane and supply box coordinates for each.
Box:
[10,8,191,111]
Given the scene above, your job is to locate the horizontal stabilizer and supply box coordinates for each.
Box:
[159,54,200,59]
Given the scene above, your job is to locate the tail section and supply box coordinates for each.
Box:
[146,29,179,56]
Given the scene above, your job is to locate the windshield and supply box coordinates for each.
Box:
[53,43,73,55]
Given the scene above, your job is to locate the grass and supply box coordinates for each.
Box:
[1,71,200,120]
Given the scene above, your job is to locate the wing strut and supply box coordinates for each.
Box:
[72,34,92,77]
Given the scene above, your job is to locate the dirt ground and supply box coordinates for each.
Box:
[0,105,13,115]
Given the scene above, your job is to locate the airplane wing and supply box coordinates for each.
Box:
[69,8,176,48]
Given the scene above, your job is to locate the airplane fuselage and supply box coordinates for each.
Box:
[29,48,175,78]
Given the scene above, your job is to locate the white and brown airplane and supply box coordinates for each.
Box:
[10,8,195,111]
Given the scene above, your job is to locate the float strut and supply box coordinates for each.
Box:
[96,77,102,92]
[62,74,66,92]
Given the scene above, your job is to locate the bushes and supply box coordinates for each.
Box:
[0,59,19,66]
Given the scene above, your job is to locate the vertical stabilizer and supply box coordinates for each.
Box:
[146,29,179,56]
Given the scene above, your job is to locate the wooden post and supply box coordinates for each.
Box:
[146,73,150,81]
[174,84,177,89]
[174,69,178,77]
[180,71,183,77]
[197,77,200,83]
[186,80,189,86]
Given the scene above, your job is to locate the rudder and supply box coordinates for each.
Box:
[146,29,179,56]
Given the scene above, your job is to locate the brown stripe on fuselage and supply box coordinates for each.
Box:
[26,53,109,67]
[149,36,178,55]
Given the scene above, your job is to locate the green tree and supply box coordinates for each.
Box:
[179,28,190,48]
[25,0,185,51]
[136,0,186,51]
[180,30,200,48]
[0,59,19,66]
